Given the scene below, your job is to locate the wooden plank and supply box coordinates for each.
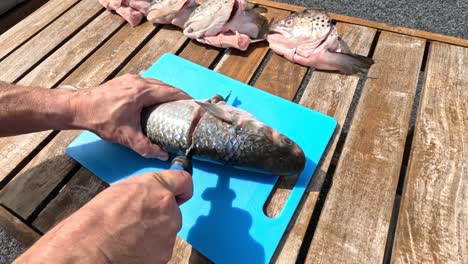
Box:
[0,0,81,60]
[31,30,221,264]
[254,53,307,101]
[18,11,125,87]
[0,12,128,186]
[0,0,103,83]
[0,0,50,35]
[0,22,159,218]
[116,25,187,76]
[305,32,425,263]
[33,168,107,232]
[0,206,40,247]
[0,132,52,185]
[265,23,377,262]
[178,40,222,68]
[392,43,468,263]
[249,0,468,48]
[213,7,289,83]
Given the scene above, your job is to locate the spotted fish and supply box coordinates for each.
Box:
[267,9,374,74]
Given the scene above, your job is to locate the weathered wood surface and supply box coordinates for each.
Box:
[116,25,187,76]
[0,206,40,247]
[29,23,194,231]
[392,43,468,264]
[178,40,222,68]
[0,0,81,60]
[0,22,162,219]
[0,0,103,83]
[0,0,50,35]
[305,32,425,263]
[268,23,377,262]
[33,168,107,232]
[0,11,125,187]
[18,11,125,87]
[1,0,467,263]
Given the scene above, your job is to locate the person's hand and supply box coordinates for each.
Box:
[14,170,193,264]
[71,74,191,161]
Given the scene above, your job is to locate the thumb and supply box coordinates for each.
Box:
[151,170,193,205]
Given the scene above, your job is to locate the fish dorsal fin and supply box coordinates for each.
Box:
[195,101,239,125]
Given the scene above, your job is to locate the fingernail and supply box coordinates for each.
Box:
[156,153,169,161]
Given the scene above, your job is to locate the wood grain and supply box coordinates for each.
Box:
[62,21,156,87]
[0,13,135,187]
[0,132,51,185]
[0,0,103,83]
[392,43,468,263]
[179,40,222,68]
[267,23,377,263]
[30,28,221,264]
[0,0,81,61]
[249,0,468,48]
[0,131,82,219]
[18,11,125,87]
[0,22,159,219]
[33,168,107,232]
[0,0,50,35]
[28,23,190,229]
[305,32,425,263]
[0,206,40,247]
[254,53,307,101]
[213,7,289,83]
[116,25,187,76]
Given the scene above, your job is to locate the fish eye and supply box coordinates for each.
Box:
[285,18,294,26]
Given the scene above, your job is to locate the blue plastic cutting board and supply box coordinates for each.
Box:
[66,53,336,263]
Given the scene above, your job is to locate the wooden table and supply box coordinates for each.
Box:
[0,0,467,263]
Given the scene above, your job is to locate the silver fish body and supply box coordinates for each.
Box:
[141,96,305,176]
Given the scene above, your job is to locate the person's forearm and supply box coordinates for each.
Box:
[0,82,79,136]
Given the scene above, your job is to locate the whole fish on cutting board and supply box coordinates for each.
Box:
[142,94,305,176]
[267,9,374,74]
[183,0,269,50]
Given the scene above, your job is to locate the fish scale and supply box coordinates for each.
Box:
[141,96,306,176]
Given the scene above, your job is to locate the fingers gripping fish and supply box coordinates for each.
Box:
[142,94,305,176]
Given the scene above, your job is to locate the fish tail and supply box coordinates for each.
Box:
[328,51,374,74]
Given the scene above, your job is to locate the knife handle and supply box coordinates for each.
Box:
[170,156,193,175]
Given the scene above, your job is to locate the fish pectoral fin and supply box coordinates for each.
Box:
[195,100,239,125]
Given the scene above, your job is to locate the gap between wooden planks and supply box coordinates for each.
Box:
[0,0,102,79]
[0,22,179,220]
[0,10,126,187]
[392,43,468,264]
[0,0,81,61]
[305,32,426,263]
[0,0,50,35]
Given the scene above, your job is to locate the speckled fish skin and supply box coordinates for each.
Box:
[183,0,269,50]
[268,9,374,74]
[183,0,235,38]
[142,100,203,155]
[141,96,305,176]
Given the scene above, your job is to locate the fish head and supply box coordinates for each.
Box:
[183,0,235,38]
[242,120,306,176]
[268,9,332,44]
